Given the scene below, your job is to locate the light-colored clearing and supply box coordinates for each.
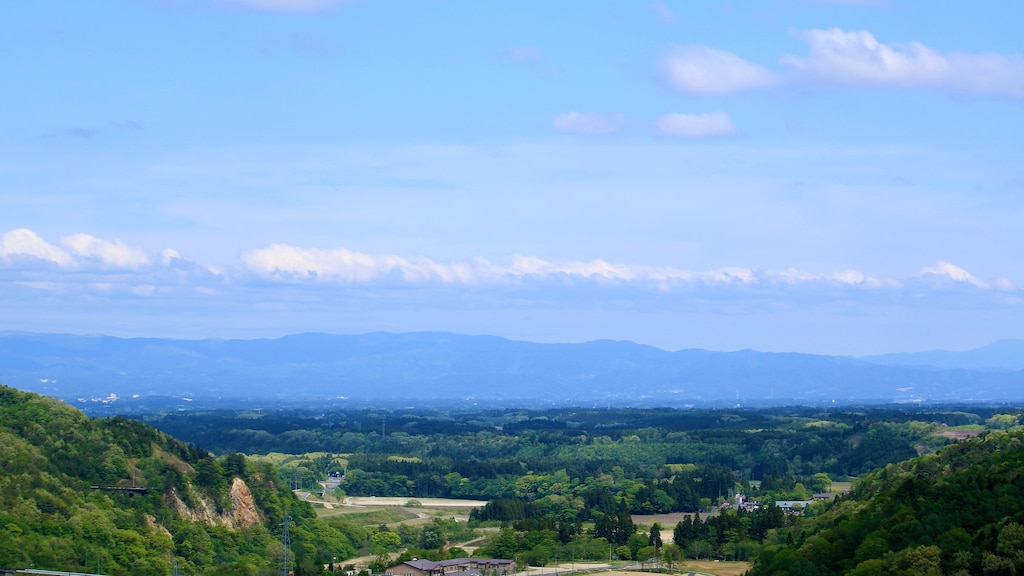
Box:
[934,428,985,440]
[345,496,487,508]
[521,566,749,576]
[831,481,853,492]
[631,512,712,543]
[674,560,751,576]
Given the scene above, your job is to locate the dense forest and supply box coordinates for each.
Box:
[141,404,1009,510]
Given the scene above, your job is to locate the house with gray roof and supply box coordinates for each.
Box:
[386,558,514,576]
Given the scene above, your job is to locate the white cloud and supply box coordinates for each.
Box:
[0,228,194,273]
[996,278,1017,290]
[552,112,624,135]
[509,256,643,282]
[161,248,182,266]
[701,267,756,284]
[241,244,769,287]
[650,2,679,25]
[248,244,1014,296]
[658,29,1024,98]
[0,228,73,267]
[769,268,824,283]
[833,270,865,284]
[242,244,787,288]
[240,244,479,284]
[656,112,736,138]
[920,261,988,288]
[5,229,1014,320]
[783,28,1024,97]
[663,46,778,94]
[764,268,900,288]
[243,244,377,281]
[223,0,349,11]
[61,234,150,268]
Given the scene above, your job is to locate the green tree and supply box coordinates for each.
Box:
[661,543,681,568]
[369,552,392,573]
[371,531,402,553]
[420,521,444,549]
[648,522,662,549]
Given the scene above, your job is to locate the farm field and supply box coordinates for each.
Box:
[518,564,750,576]
[672,561,751,576]
[345,496,487,508]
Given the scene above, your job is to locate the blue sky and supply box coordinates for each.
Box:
[2,0,1023,355]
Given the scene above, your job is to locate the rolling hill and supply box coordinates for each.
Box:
[0,384,352,575]
[748,427,1024,575]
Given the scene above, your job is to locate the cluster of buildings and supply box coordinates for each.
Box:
[730,492,843,515]
[385,558,515,576]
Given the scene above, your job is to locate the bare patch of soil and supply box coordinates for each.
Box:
[934,428,984,440]
[530,565,750,576]
[675,560,751,576]
[345,496,487,508]
[630,512,712,543]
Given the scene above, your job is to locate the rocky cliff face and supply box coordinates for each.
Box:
[167,477,262,530]
[229,477,262,528]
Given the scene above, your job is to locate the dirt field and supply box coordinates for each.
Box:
[673,561,751,576]
[344,496,487,508]
[521,565,749,576]
[934,428,985,440]
[630,512,711,544]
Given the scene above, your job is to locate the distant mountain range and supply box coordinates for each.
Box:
[860,339,1024,371]
[1,331,1023,407]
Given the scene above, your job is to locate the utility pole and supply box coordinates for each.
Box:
[279,513,293,576]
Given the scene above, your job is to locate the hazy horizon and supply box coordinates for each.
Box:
[3,327,1021,359]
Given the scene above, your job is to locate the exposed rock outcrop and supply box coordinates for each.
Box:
[229,476,262,528]
[166,477,262,530]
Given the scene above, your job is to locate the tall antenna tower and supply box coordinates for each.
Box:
[278,513,293,576]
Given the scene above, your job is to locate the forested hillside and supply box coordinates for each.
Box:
[0,385,354,575]
[749,428,1024,575]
